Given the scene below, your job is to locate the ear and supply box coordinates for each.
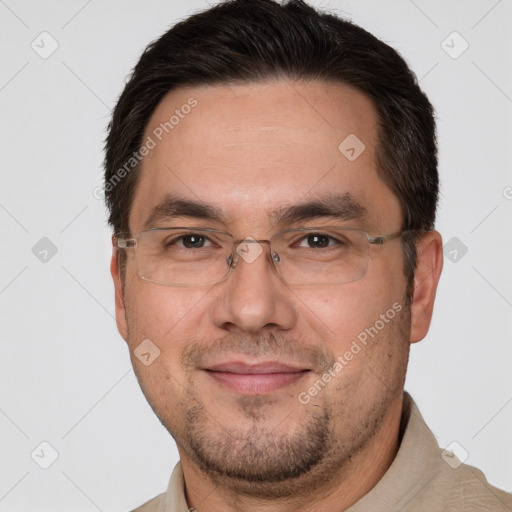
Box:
[410,230,443,343]
[110,248,129,342]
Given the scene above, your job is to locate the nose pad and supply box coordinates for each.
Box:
[226,254,236,269]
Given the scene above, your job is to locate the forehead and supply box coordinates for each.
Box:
[129,79,401,234]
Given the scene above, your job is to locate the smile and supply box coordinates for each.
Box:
[204,361,310,394]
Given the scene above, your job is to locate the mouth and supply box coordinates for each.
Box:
[203,361,311,394]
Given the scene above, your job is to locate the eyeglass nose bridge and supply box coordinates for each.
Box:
[226,238,280,271]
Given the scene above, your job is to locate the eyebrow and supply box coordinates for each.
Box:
[269,193,367,227]
[142,193,367,231]
[143,194,225,230]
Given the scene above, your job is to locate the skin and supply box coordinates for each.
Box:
[111,80,443,511]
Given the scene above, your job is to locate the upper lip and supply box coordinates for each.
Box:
[205,361,309,374]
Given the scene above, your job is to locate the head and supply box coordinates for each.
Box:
[105,0,443,498]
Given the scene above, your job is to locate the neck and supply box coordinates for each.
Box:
[179,395,404,512]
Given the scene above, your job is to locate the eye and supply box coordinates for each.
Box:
[297,233,341,249]
[168,233,214,249]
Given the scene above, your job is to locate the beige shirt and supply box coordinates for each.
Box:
[132,393,512,511]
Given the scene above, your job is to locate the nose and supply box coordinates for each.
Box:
[210,240,297,334]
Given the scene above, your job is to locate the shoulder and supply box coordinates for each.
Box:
[128,462,187,511]
[351,394,512,511]
[427,458,512,511]
[130,492,166,512]
[402,394,512,511]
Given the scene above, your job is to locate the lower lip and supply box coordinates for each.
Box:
[206,370,308,394]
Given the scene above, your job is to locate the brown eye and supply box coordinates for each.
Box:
[164,233,214,249]
[305,234,330,248]
[181,234,206,248]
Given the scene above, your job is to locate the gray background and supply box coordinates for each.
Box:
[1,0,511,510]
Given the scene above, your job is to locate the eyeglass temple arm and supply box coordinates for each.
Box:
[113,236,136,249]
[368,231,406,245]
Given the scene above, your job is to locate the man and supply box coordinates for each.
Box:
[104,0,512,510]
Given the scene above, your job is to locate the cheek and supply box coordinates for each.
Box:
[123,281,195,403]
[123,254,202,340]
[291,261,406,351]
[369,247,408,301]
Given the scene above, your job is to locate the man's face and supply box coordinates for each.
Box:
[113,80,425,495]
